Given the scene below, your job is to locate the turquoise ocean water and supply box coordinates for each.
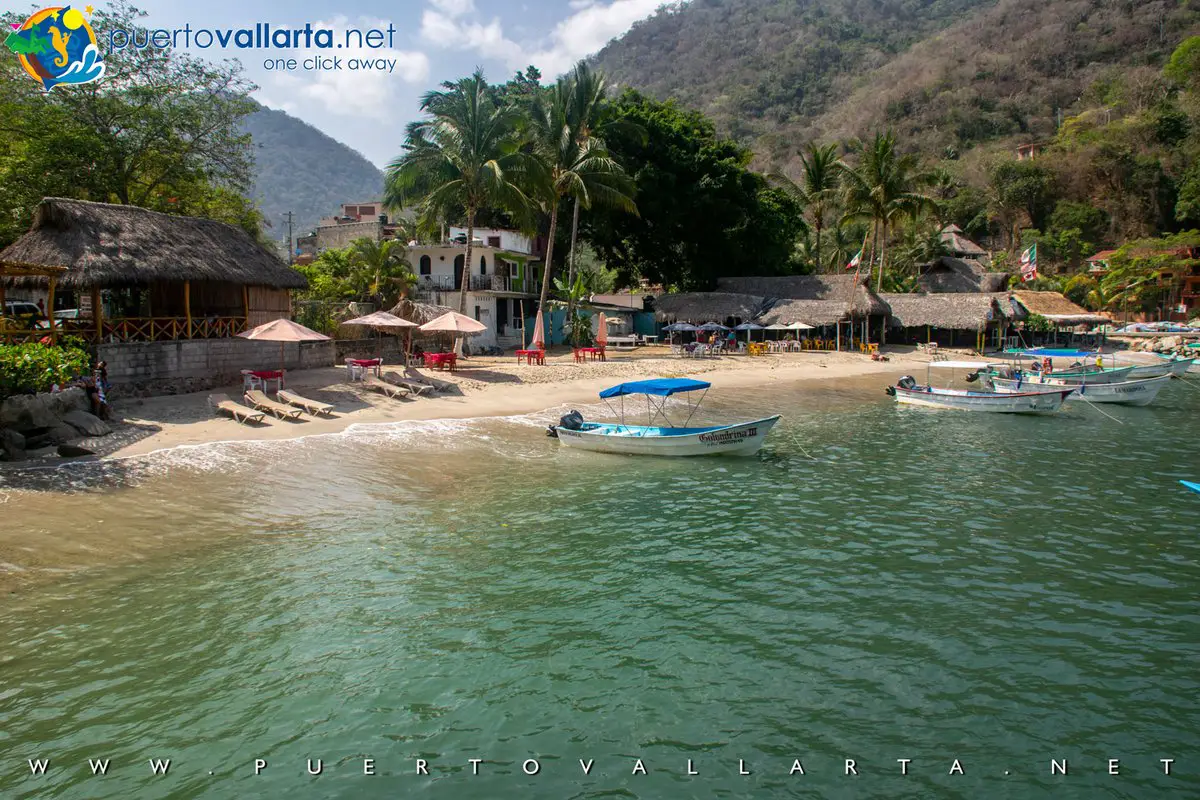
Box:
[0,374,1198,799]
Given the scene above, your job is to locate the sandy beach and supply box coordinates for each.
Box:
[81,345,931,460]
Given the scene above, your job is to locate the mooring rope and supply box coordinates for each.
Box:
[1077,392,1125,425]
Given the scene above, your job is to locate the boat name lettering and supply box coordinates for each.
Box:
[699,427,757,444]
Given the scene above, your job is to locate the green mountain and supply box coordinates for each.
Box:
[239,102,384,245]
[593,0,1200,163]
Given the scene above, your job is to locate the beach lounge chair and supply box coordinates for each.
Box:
[209,393,265,424]
[365,374,410,399]
[382,371,434,396]
[244,389,304,420]
[402,367,452,393]
[277,389,334,416]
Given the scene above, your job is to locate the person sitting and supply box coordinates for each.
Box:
[90,360,110,419]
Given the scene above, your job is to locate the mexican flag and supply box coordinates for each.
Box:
[845,250,862,271]
[1019,243,1038,282]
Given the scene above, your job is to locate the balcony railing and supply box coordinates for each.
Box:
[1,316,248,344]
[470,275,536,293]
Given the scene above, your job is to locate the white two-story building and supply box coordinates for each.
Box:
[407,227,544,349]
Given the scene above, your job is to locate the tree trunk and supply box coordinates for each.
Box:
[814,216,823,273]
[537,197,560,339]
[565,197,582,342]
[877,220,888,292]
[458,211,474,314]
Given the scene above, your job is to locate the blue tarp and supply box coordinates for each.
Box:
[599,378,712,398]
[1006,348,1098,358]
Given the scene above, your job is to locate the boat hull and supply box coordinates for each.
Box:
[1125,362,1176,379]
[991,375,1172,406]
[1018,365,1135,384]
[893,386,1072,413]
[554,416,782,456]
[1182,480,1200,495]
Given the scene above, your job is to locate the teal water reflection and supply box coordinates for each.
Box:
[1,377,1198,798]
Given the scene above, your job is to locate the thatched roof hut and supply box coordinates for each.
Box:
[881,292,1002,330]
[917,256,1008,294]
[940,225,989,259]
[653,291,769,323]
[716,274,888,319]
[760,299,853,327]
[1011,290,1110,325]
[389,298,457,331]
[0,198,306,290]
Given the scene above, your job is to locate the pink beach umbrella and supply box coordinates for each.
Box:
[596,313,608,347]
[531,309,546,350]
[237,317,331,377]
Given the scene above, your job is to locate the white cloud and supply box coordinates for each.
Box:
[419,10,524,64]
[429,0,476,18]
[419,0,661,79]
[260,15,430,120]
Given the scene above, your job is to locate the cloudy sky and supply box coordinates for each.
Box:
[131,0,664,167]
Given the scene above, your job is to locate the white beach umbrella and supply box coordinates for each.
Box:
[237,318,331,376]
[597,313,609,346]
[530,309,546,349]
[418,311,488,334]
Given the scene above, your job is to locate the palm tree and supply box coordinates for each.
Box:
[769,142,839,271]
[384,70,544,315]
[348,237,416,304]
[838,131,938,290]
[529,72,637,325]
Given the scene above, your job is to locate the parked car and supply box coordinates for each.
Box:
[3,300,43,326]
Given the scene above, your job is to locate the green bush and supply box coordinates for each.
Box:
[0,341,93,399]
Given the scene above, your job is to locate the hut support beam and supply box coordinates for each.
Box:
[47,276,57,344]
[92,287,102,342]
[242,285,249,331]
[0,269,6,324]
[184,280,192,339]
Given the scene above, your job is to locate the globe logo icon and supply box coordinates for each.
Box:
[6,5,106,91]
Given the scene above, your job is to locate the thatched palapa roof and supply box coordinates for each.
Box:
[1011,290,1110,324]
[940,225,989,258]
[881,292,1001,330]
[918,257,1008,293]
[653,292,769,322]
[0,198,307,290]
[389,298,457,333]
[717,274,888,318]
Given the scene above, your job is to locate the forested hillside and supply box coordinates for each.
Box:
[240,103,384,243]
[593,0,1200,163]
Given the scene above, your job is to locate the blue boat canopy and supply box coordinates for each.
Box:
[1005,347,1099,358]
[599,378,712,398]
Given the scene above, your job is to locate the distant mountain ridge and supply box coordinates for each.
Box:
[592,0,1200,164]
[240,102,384,246]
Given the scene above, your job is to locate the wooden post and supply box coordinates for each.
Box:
[184,280,192,339]
[92,286,102,342]
[47,275,57,344]
[242,285,250,331]
[0,268,6,340]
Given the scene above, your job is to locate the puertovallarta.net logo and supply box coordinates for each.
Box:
[5,4,105,91]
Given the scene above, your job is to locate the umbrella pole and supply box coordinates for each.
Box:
[279,341,285,389]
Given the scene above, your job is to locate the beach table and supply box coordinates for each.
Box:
[423,352,457,371]
[345,357,382,381]
[242,369,284,392]
[516,348,546,365]
[579,347,606,361]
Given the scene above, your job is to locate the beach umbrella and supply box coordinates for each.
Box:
[787,321,814,330]
[343,311,419,360]
[597,313,609,347]
[734,321,765,344]
[765,323,790,329]
[237,318,331,377]
[698,322,730,331]
[530,309,546,349]
[419,311,488,356]
[662,322,698,332]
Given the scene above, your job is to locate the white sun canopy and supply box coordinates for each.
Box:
[929,360,1005,370]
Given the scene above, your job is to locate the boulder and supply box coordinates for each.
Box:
[47,424,82,445]
[1159,336,1181,351]
[57,443,95,458]
[45,387,89,416]
[0,394,58,430]
[0,428,27,461]
[62,410,112,437]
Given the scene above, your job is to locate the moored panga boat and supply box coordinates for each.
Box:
[989,373,1172,406]
[886,361,1073,414]
[547,378,781,456]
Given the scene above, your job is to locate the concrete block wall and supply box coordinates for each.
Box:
[97,338,338,397]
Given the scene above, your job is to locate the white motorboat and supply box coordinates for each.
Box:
[1148,354,1198,377]
[548,378,781,456]
[886,361,1073,414]
[990,374,1172,406]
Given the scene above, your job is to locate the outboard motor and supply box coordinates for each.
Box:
[897,375,917,390]
[964,370,981,383]
[547,409,585,438]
